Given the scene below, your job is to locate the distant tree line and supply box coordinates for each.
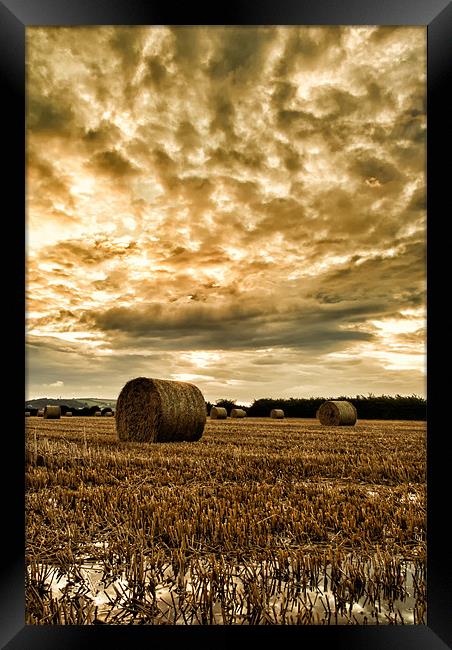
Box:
[25,405,114,416]
[206,395,426,421]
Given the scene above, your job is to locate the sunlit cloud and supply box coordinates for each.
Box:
[26,26,426,400]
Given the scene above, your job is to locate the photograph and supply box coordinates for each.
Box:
[23,24,429,627]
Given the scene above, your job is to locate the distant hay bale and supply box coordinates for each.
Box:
[101,407,113,416]
[230,408,246,418]
[94,411,101,417]
[210,406,227,419]
[89,406,101,416]
[25,411,30,417]
[65,412,72,417]
[37,409,44,417]
[270,409,284,419]
[105,411,114,417]
[318,401,357,426]
[43,405,61,420]
[115,376,206,443]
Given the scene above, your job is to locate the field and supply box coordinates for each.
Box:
[25,416,426,625]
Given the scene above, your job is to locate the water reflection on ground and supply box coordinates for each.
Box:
[29,546,426,625]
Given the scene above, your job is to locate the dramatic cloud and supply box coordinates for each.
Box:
[26,26,426,401]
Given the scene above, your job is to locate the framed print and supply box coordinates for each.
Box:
[1,0,451,648]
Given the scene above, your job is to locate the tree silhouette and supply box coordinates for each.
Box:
[215,398,237,412]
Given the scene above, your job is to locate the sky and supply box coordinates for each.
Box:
[26,26,426,403]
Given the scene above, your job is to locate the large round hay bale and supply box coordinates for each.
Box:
[230,408,246,418]
[65,412,72,417]
[94,411,101,417]
[115,377,206,442]
[270,409,284,419]
[210,406,227,419]
[43,405,61,419]
[317,401,357,426]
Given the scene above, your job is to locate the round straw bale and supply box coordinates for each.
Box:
[105,411,114,416]
[115,376,206,442]
[65,412,72,417]
[43,405,61,419]
[230,408,246,418]
[210,406,227,419]
[317,400,357,426]
[270,409,284,419]
[94,411,101,416]
[25,411,30,417]
[37,409,44,417]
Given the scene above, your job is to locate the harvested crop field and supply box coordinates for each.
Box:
[25,417,426,625]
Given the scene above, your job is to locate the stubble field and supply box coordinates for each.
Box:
[25,416,426,625]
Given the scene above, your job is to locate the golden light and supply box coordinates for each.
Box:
[29,331,105,347]
[370,317,424,336]
[25,26,426,399]
[171,372,215,382]
[222,247,246,262]
[180,351,223,368]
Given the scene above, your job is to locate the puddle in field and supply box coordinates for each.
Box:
[365,488,420,503]
[28,549,425,625]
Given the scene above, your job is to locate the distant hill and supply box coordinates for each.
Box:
[25,397,117,410]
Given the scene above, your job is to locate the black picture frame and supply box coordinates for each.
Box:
[3,1,451,647]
